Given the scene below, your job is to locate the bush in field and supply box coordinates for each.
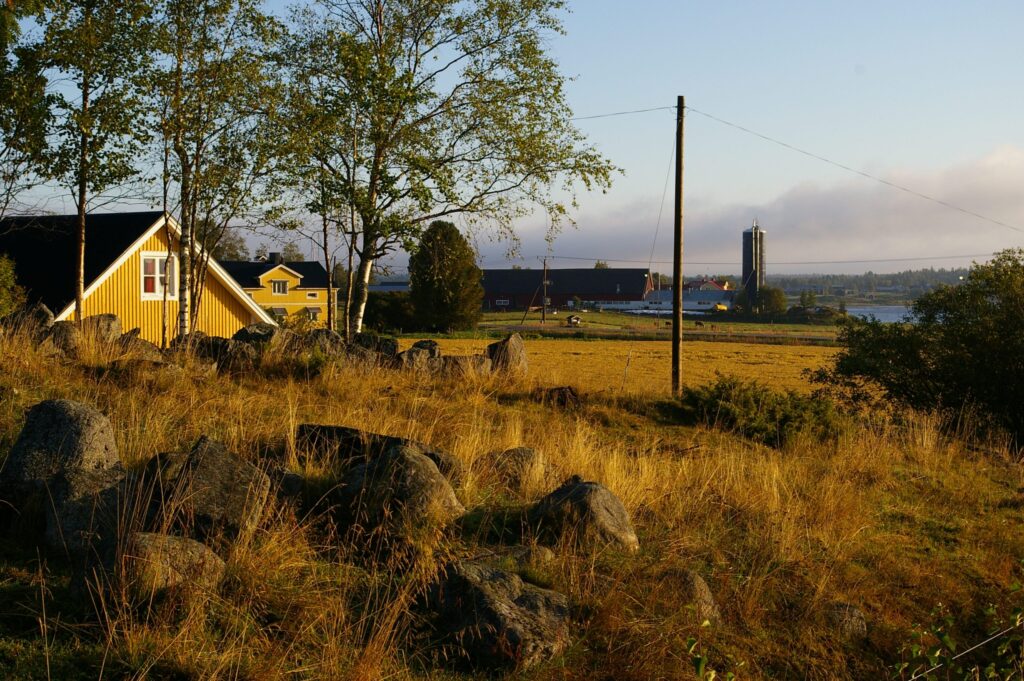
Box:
[0,255,25,317]
[815,249,1024,445]
[362,291,416,333]
[680,374,845,448]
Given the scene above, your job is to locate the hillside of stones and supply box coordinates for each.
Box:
[2,303,1017,679]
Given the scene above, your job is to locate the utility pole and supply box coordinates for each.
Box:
[672,96,685,396]
[541,257,549,324]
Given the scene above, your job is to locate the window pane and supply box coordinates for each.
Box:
[143,276,155,293]
[143,258,155,275]
[165,260,175,291]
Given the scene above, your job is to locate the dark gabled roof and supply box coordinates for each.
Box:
[482,268,651,298]
[218,260,329,289]
[0,211,165,313]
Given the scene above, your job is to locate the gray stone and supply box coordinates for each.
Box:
[1,301,54,339]
[426,561,571,670]
[335,444,464,540]
[668,569,721,626]
[82,314,121,344]
[124,532,225,597]
[45,320,82,357]
[144,437,270,545]
[397,347,433,371]
[484,447,547,491]
[232,322,295,353]
[299,328,347,357]
[529,475,639,553]
[411,339,441,359]
[486,333,528,374]
[436,355,491,377]
[352,332,398,359]
[118,333,164,362]
[296,423,466,486]
[827,602,867,643]
[0,399,123,557]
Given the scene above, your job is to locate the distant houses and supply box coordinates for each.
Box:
[481,268,653,309]
[219,254,330,324]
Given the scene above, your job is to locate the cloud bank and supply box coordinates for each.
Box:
[469,147,1024,275]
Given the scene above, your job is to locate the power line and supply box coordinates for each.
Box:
[493,252,995,267]
[571,105,674,121]
[684,105,1024,235]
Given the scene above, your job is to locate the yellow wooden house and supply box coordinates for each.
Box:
[219,256,330,326]
[0,211,275,343]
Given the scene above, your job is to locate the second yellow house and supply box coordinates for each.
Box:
[219,255,331,326]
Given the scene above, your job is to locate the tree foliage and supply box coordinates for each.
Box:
[818,249,1024,444]
[409,220,482,331]
[0,254,25,317]
[0,40,49,220]
[756,286,788,316]
[278,0,615,334]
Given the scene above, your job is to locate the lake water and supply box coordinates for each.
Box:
[845,305,911,323]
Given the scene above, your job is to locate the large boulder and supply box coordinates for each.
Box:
[486,333,528,375]
[481,447,547,492]
[352,332,399,360]
[0,301,54,340]
[335,444,464,543]
[0,399,123,557]
[179,335,258,373]
[118,331,165,362]
[123,532,226,598]
[411,339,441,359]
[827,602,867,644]
[296,423,465,485]
[397,347,433,372]
[298,328,347,357]
[82,314,122,344]
[142,437,270,546]
[45,320,82,357]
[528,476,639,553]
[232,322,295,353]
[432,355,491,377]
[425,561,572,670]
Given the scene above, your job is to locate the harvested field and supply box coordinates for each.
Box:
[428,338,837,394]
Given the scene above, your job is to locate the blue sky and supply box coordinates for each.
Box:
[364,0,1023,275]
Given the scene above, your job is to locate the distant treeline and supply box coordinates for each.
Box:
[768,267,970,296]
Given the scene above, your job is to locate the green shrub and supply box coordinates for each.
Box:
[0,255,25,318]
[362,291,416,333]
[680,374,846,448]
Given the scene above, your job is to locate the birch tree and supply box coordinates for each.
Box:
[41,0,154,321]
[0,40,49,222]
[283,0,616,334]
[154,0,280,336]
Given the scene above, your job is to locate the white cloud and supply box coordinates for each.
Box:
[470,147,1024,275]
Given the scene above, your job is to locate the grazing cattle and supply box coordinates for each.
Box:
[695,321,705,329]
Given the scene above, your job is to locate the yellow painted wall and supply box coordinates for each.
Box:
[79,229,256,343]
[245,266,328,325]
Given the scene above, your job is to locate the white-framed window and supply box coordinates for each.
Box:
[272,280,288,295]
[306,291,318,299]
[140,252,177,300]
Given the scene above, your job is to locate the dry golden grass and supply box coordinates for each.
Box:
[430,337,836,394]
[0,326,1021,680]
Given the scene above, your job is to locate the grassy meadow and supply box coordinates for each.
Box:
[431,338,836,394]
[0,327,1021,680]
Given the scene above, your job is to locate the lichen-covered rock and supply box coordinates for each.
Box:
[45,320,82,356]
[435,355,491,377]
[298,328,347,357]
[411,339,441,358]
[483,447,547,491]
[397,347,433,371]
[827,602,867,643]
[669,569,721,625]
[0,399,123,557]
[335,444,464,540]
[82,314,121,344]
[425,561,571,670]
[0,301,54,339]
[486,333,528,374]
[232,322,295,353]
[528,475,639,553]
[124,532,225,597]
[118,332,165,362]
[352,332,398,360]
[143,437,270,545]
[296,423,465,485]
